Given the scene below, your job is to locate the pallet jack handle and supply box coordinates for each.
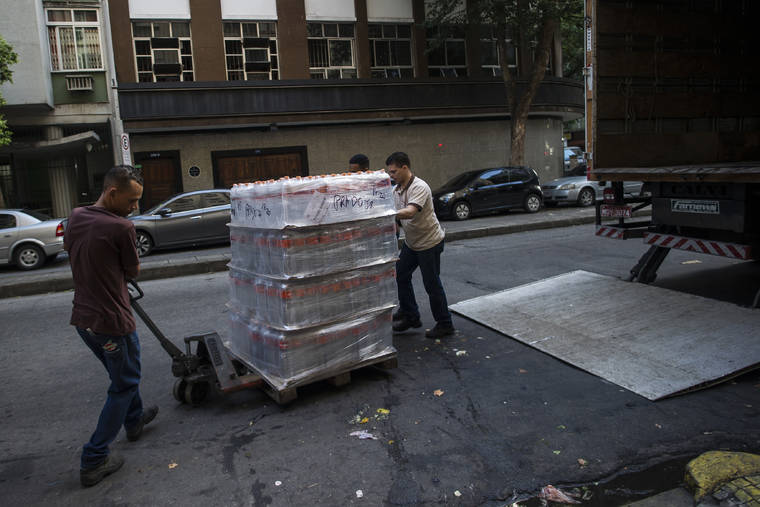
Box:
[127,279,186,360]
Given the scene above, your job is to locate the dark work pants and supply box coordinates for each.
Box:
[395,240,452,325]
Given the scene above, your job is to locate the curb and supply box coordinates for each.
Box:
[0,212,623,299]
[1,254,231,299]
[444,215,597,242]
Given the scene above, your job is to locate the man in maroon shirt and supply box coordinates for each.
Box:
[65,165,158,487]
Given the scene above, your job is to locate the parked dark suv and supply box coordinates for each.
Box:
[432,167,543,220]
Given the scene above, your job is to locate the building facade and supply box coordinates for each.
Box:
[113,0,583,211]
[0,0,584,215]
[0,0,119,217]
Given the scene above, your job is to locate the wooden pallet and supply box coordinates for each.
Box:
[255,349,398,405]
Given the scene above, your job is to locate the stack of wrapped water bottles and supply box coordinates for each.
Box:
[226,171,398,389]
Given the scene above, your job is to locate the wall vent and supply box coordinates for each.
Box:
[65,75,94,91]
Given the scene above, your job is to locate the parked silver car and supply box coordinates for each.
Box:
[0,209,65,270]
[542,176,644,207]
[128,190,231,256]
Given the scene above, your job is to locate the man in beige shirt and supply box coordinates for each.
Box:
[386,152,455,338]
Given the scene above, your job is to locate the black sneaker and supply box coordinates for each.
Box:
[126,405,159,442]
[425,323,456,339]
[80,453,124,487]
[393,317,422,333]
[392,311,406,322]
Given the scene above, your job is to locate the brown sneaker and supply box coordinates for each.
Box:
[126,405,158,442]
[80,453,124,487]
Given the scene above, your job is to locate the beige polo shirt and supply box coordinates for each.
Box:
[394,175,445,251]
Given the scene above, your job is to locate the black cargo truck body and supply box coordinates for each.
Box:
[585,0,760,296]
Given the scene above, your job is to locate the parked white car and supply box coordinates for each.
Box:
[0,209,65,270]
[542,176,644,207]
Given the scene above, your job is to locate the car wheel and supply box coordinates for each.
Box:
[577,187,595,207]
[523,193,542,213]
[13,244,45,270]
[135,230,154,257]
[452,201,471,220]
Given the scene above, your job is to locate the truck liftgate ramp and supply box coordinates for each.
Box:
[450,270,760,400]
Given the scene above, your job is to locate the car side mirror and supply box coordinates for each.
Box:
[158,208,172,217]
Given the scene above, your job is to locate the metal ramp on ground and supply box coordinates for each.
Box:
[450,270,760,400]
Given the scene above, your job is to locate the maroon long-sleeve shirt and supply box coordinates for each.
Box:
[64,206,139,336]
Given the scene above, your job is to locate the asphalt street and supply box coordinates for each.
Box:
[0,205,612,298]
[1,223,759,506]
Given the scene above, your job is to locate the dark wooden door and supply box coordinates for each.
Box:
[214,149,307,188]
[137,157,181,210]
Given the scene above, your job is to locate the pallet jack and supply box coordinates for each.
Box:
[128,280,262,405]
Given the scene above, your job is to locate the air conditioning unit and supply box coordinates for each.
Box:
[65,75,94,91]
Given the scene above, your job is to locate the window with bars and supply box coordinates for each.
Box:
[480,26,517,77]
[426,25,467,77]
[132,21,194,82]
[368,23,413,79]
[46,8,103,71]
[307,22,356,79]
[223,21,278,81]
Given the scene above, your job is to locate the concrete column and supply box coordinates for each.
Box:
[189,0,226,81]
[465,1,482,78]
[552,23,563,77]
[48,160,76,218]
[276,0,309,79]
[354,0,370,78]
[412,0,427,78]
[107,0,136,83]
[45,126,63,141]
[44,127,76,218]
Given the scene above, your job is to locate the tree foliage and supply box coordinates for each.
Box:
[560,0,584,81]
[425,0,583,165]
[0,34,19,147]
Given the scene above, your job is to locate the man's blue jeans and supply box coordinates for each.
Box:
[76,327,143,469]
[396,240,452,325]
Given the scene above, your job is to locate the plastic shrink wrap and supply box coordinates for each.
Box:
[227,307,393,389]
[229,171,394,229]
[229,216,397,278]
[225,171,398,390]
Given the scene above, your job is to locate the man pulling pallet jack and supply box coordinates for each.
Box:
[65,166,159,487]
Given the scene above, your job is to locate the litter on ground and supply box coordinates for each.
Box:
[350,430,378,440]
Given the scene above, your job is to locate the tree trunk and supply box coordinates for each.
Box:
[500,16,558,166]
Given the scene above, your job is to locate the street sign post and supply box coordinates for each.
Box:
[120,133,132,166]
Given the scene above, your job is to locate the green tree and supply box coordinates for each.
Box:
[426,0,582,165]
[560,0,584,81]
[0,34,19,147]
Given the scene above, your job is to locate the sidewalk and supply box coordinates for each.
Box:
[0,205,641,299]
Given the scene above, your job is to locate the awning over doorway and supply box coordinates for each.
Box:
[1,131,101,156]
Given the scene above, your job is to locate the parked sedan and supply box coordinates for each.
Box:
[433,166,543,220]
[0,209,65,270]
[542,175,643,207]
[128,190,231,256]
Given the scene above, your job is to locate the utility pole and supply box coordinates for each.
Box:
[101,0,129,166]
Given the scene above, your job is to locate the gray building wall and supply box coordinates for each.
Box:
[130,118,564,191]
[0,0,53,107]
